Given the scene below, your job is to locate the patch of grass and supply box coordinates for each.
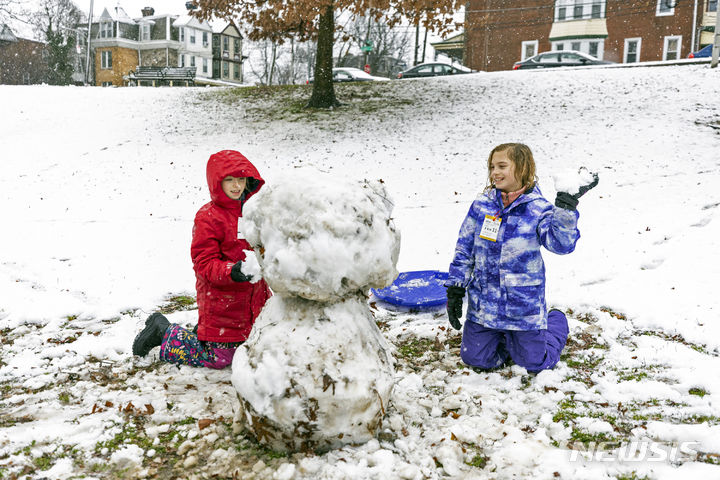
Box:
[689,387,707,397]
[569,429,620,449]
[200,81,416,124]
[58,391,70,404]
[616,473,650,480]
[466,454,489,468]
[395,337,436,360]
[564,354,604,370]
[698,452,720,465]
[684,414,720,424]
[175,416,197,426]
[615,367,652,382]
[635,330,710,355]
[599,307,628,321]
[32,454,53,471]
[159,295,197,314]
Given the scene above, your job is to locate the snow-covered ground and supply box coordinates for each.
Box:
[1,64,720,479]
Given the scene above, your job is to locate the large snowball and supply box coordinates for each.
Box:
[240,173,400,302]
[231,295,395,453]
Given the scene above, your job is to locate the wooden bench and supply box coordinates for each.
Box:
[128,66,196,86]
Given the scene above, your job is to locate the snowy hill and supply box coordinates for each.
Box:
[1,65,720,479]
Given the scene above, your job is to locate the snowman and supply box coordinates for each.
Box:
[231,172,401,452]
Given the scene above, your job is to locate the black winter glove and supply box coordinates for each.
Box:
[555,171,599,210]
[446,285,465,330]
[230,261,253,283]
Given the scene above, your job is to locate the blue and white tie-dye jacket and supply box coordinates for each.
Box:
[447,185,580,331]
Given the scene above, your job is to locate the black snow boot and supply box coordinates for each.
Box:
[132,313,170,357]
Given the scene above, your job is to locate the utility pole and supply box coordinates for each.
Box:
[363,12,371,67]
[84,0,93,85]
[713,1,720,67]
[421,26,428,63]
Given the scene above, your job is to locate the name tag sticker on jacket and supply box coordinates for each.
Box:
[479,215,502,242]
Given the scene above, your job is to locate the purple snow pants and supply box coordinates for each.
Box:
[158,324,243,369]
[460,309,569,373]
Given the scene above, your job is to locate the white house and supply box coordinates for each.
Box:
[173,14,213,80]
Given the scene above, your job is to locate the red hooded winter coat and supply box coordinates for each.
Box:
[191,150,271,343]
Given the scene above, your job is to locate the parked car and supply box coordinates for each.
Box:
[396,62,470,79]
[513,50,615,70]
[307,67,390,84]
[688,44,713,58]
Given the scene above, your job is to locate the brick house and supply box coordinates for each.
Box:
[465,0,719,71]
[0,24,48,85]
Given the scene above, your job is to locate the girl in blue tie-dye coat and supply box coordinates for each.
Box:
[446,143,597,372]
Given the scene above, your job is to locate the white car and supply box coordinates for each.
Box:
[308,67,390,84]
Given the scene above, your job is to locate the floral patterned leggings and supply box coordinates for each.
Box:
[159,324,243,369]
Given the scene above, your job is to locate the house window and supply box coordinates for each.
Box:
[100,21,112,38]
[203,31,208,46]
[589,41,599,58]
[624,38,641,63]
[141,24,150,41]
[180,27,185,42]
[233,63,240,80]
[574,1,584,19]
[203,57,208,73]
[191,56,195,67]
[102,81,113,87]
[591,1,602,18]
[190,30,196,44]
[234,38,241,55]
[101,50,112,69]
[223,36,229,52]
[657,0,675,16]
[709,0,718,12]
[558,7,566,20]
[180,54,185,67]
[663,35,681,60]
[521,40,538,60]
[223,61,229,77]
[552,39,604,58]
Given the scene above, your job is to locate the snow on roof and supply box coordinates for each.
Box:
[98,5,136,24]
[0,23,18,42]
[172,14,212,31]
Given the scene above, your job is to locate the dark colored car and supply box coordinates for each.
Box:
[688,44,712,58]
[513,50,615,70]
[396,62,470,79]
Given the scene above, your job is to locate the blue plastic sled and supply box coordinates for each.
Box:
[371,270,449,309]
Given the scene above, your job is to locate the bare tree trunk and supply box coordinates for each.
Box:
[413,21,419,66]
[290,36,295,84]
[307,3,339,109]
[269,41,277,85]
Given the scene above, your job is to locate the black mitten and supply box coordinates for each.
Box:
[230,261,253,282]
[446,285,465,330]
[555,171,599,210]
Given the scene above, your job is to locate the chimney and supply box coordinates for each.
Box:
[185,2,198,11]
[141,7,154,17]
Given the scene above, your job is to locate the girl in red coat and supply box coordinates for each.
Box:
[132,150,271,369]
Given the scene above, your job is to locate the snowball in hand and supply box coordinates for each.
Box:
[553,167,597,195]
[231,295,395,452]
[241,250,261,284]
[239,173,401,302]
